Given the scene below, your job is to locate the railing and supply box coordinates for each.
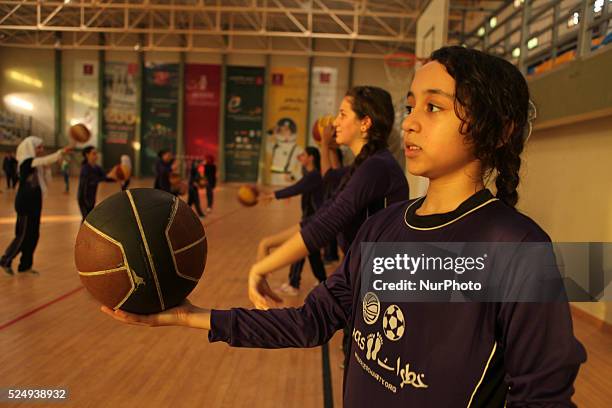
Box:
[465,0,611,76]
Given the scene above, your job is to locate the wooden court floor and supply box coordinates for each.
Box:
[0,177,610,407]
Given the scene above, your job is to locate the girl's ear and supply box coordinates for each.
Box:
[361,116,373,132]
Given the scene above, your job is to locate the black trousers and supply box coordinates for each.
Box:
[5,173,18,189]
[288,250,327,289]
[0,212,41,271]
[188,185,204,216]
[205,185,214,209]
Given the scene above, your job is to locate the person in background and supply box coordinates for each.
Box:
[3,152,18,190]
[77,146,116,221]
[154,149,174,193]
[1,137,72,275]
[60,156,70,193]
[204,155,217,213]
[187,160,205,218]
[120,155,132,191]
[260,147,326,296]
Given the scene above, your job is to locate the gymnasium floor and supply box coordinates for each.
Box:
[0,177,610,407]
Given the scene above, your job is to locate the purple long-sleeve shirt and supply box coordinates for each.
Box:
[209,189,586,407]
[301,148,408,253]
[78,163,113,209]
[274,169,324,218]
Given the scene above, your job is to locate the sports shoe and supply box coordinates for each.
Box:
[278,283,299,296]
[2,265,14,276]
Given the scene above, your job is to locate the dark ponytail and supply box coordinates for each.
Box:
[430,46,531,207]
[338,86,394,190]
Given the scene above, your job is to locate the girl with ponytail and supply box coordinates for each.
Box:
[249,86,409,308]
[104,47,584,408]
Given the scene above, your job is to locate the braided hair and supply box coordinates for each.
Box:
[338,86,395,190]
[430,46,532,207]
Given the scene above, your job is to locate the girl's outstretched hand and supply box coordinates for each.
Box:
[101,299,197,327]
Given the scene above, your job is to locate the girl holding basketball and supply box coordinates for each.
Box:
[105,46,585,407]
[1,137,73,275]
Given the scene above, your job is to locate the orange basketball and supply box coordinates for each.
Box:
[69,123,91,143]
[312,115,335,144]
[237,185,259,207]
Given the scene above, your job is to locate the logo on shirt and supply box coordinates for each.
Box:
[382,305,405,341]
[354,303,428,392]
[362,292,380,325]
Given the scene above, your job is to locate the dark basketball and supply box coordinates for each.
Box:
[74,188,207,314]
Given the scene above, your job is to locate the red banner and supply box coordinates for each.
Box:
[184,64,221,160]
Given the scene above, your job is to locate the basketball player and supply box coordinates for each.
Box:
[260,146,326,295]
[77,146,117,220]
[1,137,72,275]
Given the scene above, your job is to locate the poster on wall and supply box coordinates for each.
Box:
[264,67,308,186]
[0,109,32,146]
[308,67,338,147]
[67,61,99,148]
[141,63,179,176]
[102,62,138,168]
[184,64,221,162]
[223,66,265,183]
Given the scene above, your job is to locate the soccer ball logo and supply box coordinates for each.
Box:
[382,305,405,341]
[362,292,380,325]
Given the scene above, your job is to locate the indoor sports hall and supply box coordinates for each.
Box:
[1,1,611,407]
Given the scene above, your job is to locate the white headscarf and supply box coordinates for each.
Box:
[16,136,43,165]
[120,154,132,170]
[15,136,50,193]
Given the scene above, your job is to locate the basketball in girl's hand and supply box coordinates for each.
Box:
[237,185,259,207]
[312,115,335,144]
[69,123,91,144]
[75,189,207,314]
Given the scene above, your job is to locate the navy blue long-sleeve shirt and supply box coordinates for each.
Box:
[301,148,408,253]
[154,160,173,193]
[274,169,324,219]
[78,163,112,209]
[209,189,586,407]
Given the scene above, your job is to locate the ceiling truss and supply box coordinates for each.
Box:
[0,0,466,57]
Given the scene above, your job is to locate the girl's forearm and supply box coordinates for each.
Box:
[252,232,309,276]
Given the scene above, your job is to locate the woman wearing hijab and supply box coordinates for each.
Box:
[0,136,72,275]
[119,155,132,191]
